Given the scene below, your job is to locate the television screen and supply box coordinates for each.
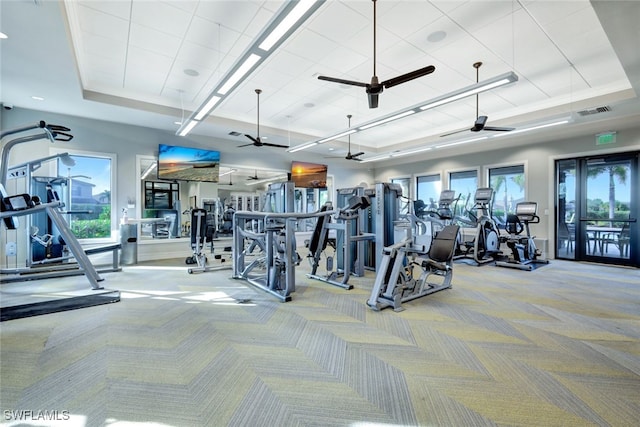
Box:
[291,161,327,188]
[157,144,220,182]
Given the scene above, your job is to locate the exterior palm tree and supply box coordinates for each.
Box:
[587,165,628,220]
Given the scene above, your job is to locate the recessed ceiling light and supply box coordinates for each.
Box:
[328,147,334,151]
[427,30,446,43]
[304,102,315,108]
[31,96,44,101]
[184,69,199,77]
[0,32,8,39]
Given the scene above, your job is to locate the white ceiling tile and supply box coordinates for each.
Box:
[76,5,130,42]
[130,1,192,37]
[77,0,132,21]
[129,23,182,58]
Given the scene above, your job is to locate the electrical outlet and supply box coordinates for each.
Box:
[6,242,17,256]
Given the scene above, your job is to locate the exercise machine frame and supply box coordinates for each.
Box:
[455,187,501,265]
[306,196,374,289]
[496,201,549,271]
[232,209,330,302]
[367,211,460,312]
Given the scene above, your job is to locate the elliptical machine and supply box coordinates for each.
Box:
[496,201,549,271]
[455,187,501,265]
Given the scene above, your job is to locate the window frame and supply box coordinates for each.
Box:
[51,147,118,243]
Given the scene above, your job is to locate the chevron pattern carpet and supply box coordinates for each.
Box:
[1,258,639,426]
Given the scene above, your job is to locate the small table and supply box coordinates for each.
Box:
[586,226,622,255]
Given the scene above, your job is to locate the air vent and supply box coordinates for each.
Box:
[228,131,242,136]
[577,105,611,116]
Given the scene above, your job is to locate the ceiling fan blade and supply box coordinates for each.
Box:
[318,75,368,87]
[483,126,515,132]
[238,142,256,147]
[260,142,289,148]
[245,134,260,144]
[382,65,436,89]
[351,152,365,157]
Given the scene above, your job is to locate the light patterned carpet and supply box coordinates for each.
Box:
[1,257,639,426]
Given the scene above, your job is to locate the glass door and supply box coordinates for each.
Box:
[556,152,638,266]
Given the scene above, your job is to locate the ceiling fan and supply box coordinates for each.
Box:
[317,0,435,108]
[247,170,260,180]
[441,62,515,137]
[239,89,289,148]
[326,115,364,161]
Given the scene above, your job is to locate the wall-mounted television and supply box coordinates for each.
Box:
[157,144,220,182]
[290,161,327,188]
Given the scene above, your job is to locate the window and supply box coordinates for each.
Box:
[416,174,441,210]
[56,152,115,240]
[449,170,478,217]
[488,165,525,225]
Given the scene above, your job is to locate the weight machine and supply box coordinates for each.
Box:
[454,187,501,265]
[232,209,330,302]
[363,182,403,269]
[496,201,549,271]
[185,208,231,274]
[367,209,460,312]
[306,195,374,289]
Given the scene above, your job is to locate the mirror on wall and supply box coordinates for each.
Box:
[135,155,289,241]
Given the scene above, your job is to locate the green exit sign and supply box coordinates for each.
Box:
[596,132,616,145]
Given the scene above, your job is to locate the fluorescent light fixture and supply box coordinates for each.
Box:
[176,1,325,137]
[318,129,356,144]
[288,141,318,153]
[141,162,157,180]
[259,0,318,51]
[0,32,8,39]
[287,70,518,153]
[178,120,199,136]
[194,96,221,120]
[419,72,517,111]
[435,136,487,148]
[390,146,433,157]
[219,168,237,177]
[359,110,416,130]
[360,153,392,163]
[218,54,262,95]
[492,119,569,137]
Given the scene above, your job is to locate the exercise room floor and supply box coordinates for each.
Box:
[1,255,639,426]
